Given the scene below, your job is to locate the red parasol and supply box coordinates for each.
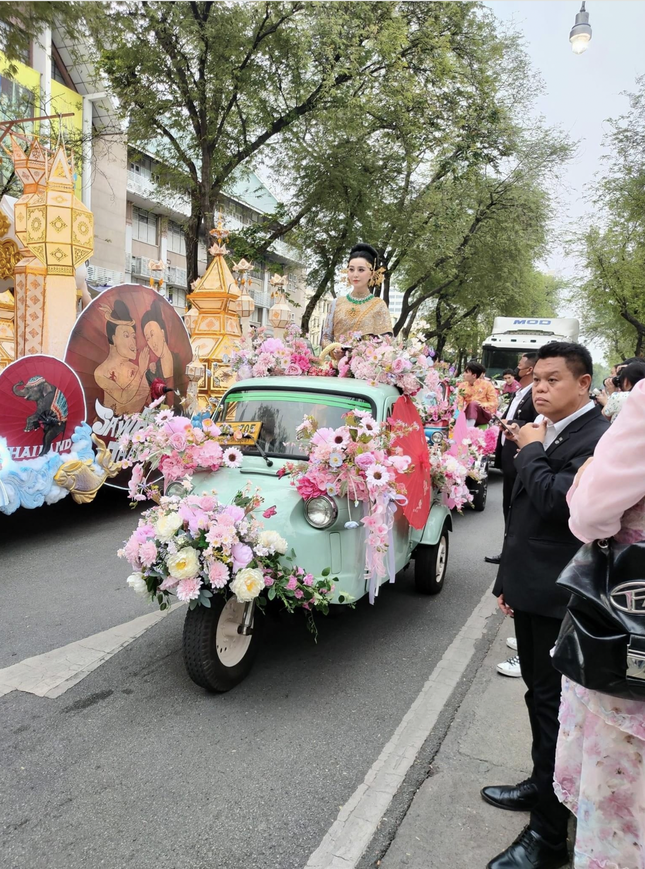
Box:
[0,355,87,462]
[390,395,431,529]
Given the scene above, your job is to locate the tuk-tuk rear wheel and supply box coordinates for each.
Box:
[414,528,449,595]
[183,595,263,692]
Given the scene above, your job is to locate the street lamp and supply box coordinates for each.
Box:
[569,1,592,54]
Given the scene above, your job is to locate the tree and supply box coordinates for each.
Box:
[84,0,454,287]
[235,6,571,337]
[0,3,83,70]
[571,76,645,358]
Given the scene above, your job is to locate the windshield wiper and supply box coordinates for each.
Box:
[251,441,273,468]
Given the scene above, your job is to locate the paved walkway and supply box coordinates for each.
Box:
[378,620,573,869]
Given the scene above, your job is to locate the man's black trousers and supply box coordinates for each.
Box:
[513,609,570,844]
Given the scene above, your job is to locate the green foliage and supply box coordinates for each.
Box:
[570,76,645,359]
[0,3,83,70]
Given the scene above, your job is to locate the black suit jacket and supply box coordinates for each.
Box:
[496,387,537,478]
[493,405,609,619]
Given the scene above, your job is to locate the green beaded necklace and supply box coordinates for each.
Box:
[346,292,374,306]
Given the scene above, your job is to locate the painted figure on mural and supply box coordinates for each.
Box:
[93,299,150,415]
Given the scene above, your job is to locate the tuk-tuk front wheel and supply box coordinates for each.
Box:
[414,528,449,595]
[183,595,263,692]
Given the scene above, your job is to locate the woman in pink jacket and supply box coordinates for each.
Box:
[555,379,645,869]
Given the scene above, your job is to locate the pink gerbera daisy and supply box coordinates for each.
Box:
[366,463,390,487]
[222,447,243,468]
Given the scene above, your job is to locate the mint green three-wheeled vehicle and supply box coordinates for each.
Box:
[183,376,452,691]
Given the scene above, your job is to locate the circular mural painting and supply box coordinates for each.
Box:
[65,284,192,479]
[0,355,87,461]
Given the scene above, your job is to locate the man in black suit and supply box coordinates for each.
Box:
[485,352,538,564]
[483,342,609,869]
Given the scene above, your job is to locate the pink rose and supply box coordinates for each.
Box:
[389,454,411,473]
[355,452,376,470]
[285,575,298,591]
[303,573,314,586]
[294,588,304,599]
[231,542,253,572]
[296,476,325,499]
[169,432,187,451]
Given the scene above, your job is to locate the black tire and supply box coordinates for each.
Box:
[182,595,263,692]
[471,476,488,512]
[414,528,449,595]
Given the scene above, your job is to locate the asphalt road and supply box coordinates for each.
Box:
[1,477,505,869]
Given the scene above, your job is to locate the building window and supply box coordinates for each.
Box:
[167,287,186,309]
[167,221,186,255]
[51,58,66,85]
[0,75,34,122]
[132,206,158,245]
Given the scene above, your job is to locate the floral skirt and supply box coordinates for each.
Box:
[554,677,645,869]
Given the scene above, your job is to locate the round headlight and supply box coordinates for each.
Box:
[165,481,188,498]
[431,431,444,445]
[305,495,338,529]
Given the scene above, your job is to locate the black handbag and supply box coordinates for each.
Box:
[552,538,645,700]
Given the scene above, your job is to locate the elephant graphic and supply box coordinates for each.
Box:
[12,375,68,456]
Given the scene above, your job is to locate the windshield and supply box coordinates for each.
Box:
[215,388,374,458]
[481,347,523,379]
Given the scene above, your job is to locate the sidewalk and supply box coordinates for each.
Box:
[378,620,573,869]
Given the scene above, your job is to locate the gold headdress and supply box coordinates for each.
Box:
[99,304,135,327]
[368,266,386,288]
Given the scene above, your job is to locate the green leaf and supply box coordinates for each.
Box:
[321,567,330,577]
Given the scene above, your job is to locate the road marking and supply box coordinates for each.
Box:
[304,582,498,869]
[0,604,183,700]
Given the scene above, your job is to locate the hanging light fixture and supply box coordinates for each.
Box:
[232,258,255,320]
[268,273,291,329]
[569,1,592,54]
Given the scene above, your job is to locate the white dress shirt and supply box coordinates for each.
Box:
[535,400,596,450]
[502,383,533,444]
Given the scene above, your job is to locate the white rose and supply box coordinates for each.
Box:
[166,546,200,579]
[257,530,288,555]
[127,572,148,595]
[230,567,264,602]
[155,510,183,541]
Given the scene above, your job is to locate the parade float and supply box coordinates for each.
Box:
[0,127,194,514]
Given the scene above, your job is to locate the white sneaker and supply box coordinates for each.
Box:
[506,637,518,651]
[497,655,521,677]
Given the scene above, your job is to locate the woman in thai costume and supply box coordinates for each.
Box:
[321,243,393,348]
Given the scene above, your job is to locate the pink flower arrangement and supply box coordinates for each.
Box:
[428,450,472,511]
[338,336,438,397]
[283,411,415,582]
[231,324,317,380]
[118,487,344,634]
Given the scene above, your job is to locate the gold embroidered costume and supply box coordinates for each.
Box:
[322,295,393,347]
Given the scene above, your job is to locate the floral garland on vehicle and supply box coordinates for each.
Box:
[428,448,473,511]
[119,486,344,636]
[336,334,440,398]
[117,404,243,501]
[230,323,320,380]
[281,410,413,602]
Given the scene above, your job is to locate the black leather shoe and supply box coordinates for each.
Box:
[487,826,568,869]
[481,780,539,811]
[485,553,502,564]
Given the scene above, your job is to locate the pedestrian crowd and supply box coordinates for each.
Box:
[475,342,645,869]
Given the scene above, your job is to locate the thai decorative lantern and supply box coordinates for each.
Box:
[148,259,165,289]
[269,273,291,330]
[185,213,242,401]
[24,144,94,276]
[232,257,255,320]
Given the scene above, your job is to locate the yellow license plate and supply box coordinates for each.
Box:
[216,421,262,445]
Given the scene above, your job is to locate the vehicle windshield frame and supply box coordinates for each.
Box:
[215,385,378,460]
